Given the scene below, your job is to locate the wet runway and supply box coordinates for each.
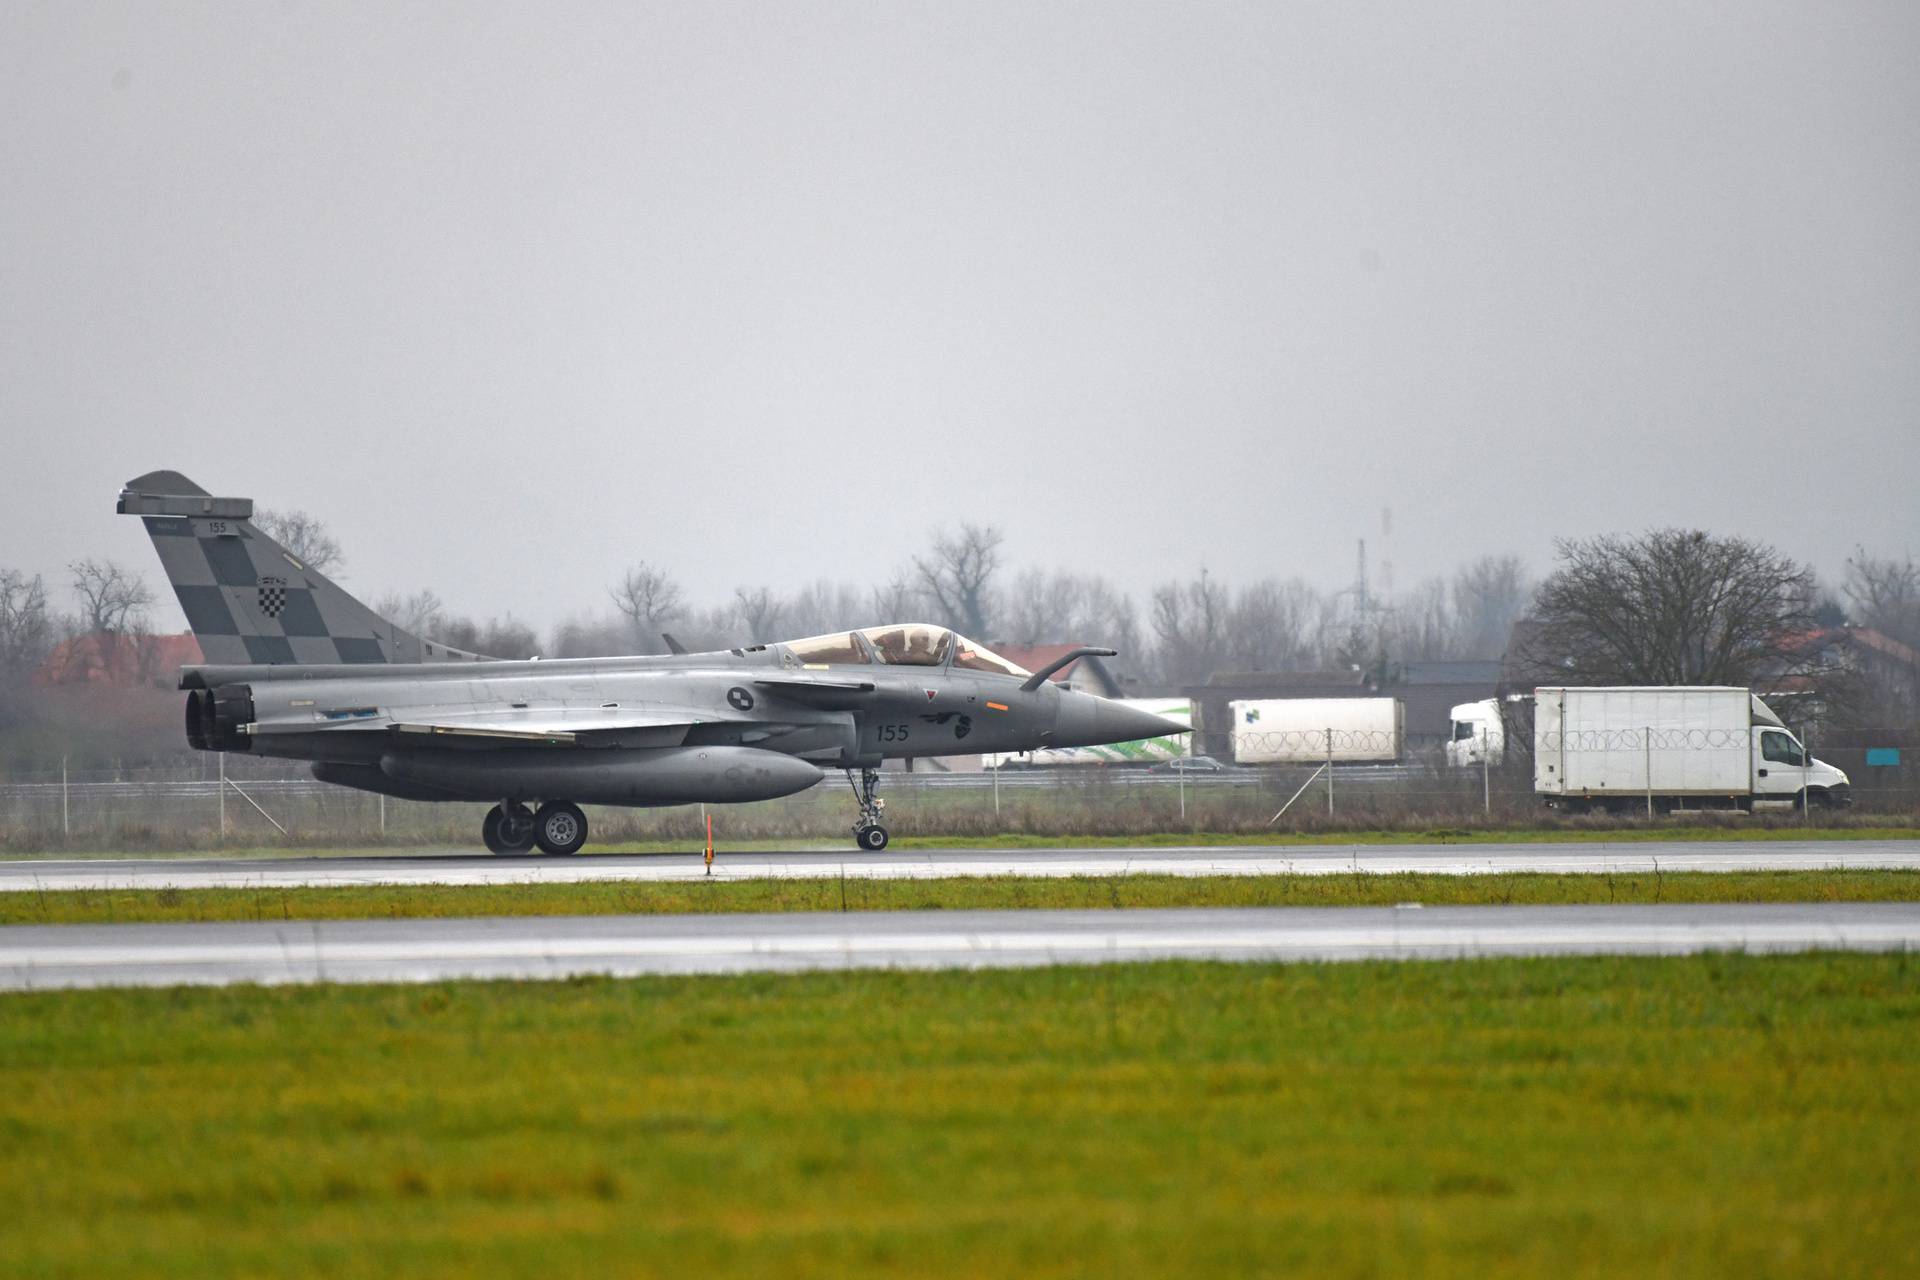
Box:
[1,838,1917,893]
[2,902,1914,990]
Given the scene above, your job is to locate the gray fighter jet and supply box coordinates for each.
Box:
[119,471,1183,854]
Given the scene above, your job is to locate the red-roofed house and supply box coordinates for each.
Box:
[34,632,202,689]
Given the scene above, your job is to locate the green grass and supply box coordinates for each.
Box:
[11,823,1920,861]
[6,869,1920,927]
[2,955,1918,1277]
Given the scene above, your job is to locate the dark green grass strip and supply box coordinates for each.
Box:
[7,869,1920,927]
[3,954,1918,1278]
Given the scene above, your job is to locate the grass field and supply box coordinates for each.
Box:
[3,955,1917,1277]
[6,868,1920,926]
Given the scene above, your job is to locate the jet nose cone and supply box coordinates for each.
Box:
[1053,692,1190,749]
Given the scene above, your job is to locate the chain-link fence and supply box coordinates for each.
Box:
[1,752,1914,853]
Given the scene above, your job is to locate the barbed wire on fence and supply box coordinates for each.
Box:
[1539,728,1753,751]
[1231,729,1400,753]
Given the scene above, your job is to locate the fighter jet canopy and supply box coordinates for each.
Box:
[780,625,1030,677]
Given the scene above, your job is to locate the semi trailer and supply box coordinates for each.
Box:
[1227,697,1405,765]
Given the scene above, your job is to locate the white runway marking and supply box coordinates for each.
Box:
[0,839,1917,892]
[2,903,1914,990]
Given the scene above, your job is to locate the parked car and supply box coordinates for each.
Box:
[1150,756,1226,774]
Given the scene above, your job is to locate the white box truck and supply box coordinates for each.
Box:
[1228,697,1405,765]
[1534,686,1850,811]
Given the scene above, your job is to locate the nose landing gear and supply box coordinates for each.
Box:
[847,767,889,851]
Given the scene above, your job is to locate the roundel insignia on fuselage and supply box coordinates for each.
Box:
[727,686,755,711]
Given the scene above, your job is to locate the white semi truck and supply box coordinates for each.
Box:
[1534,686,1850,811]
[1228,697,1405,765]
[1446,698,1505,767]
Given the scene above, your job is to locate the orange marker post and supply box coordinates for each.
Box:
[704,813,714,874]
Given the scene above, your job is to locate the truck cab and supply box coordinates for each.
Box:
[1446,699,1504,768]
[1751,725,1852,808]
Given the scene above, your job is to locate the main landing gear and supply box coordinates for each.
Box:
[482,800,588,855]
[847,767,889,851]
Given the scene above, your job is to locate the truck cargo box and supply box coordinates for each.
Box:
[1534,686,1776,798]
[1228,698,1405,765]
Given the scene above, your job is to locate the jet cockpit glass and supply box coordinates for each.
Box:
[782,631,870,665]
[951,636,1030,678]
[860,624,952,667]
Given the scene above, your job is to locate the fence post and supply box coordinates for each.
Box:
[992,758,999,819]
[219,752,227,840]
[1802,728,1812,825]
[62,755,70,842]
[379,793,386,837]
[1326,727,1335,816]
[1644,726,1653,819]
[1481,728,1491,815]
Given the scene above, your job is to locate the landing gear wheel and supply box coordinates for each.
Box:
[846,767,889,852]
[533,801,588,855]
[482,802,536,854]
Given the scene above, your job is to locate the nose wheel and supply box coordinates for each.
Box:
[847,767,889,851]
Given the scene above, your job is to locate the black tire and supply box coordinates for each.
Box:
[533,801,588,855]
[857,824,890,852]
[482,803,537,855]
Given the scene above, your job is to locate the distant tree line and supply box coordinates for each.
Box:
[5,519,1917,725]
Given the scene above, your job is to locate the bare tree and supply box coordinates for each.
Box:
[1377,576,1453,664]
[1845,548,1920,648]
[1151,570,1230,685]
[69,559,153,637]
[1226,578,1318,671]
[254,509,344,574]
[1002,570,1089,646]
[914,524,1003,637]
[436,615,539,660]
[549,614,628,658]
[1529,530,1816,686]
[373,589,446,639]
[1079,577,1144,675]
[868,572,922,623]
[609,563,685,652]
[1451,554,1531,659]
[781,580,866,638]
[732,587,785,644]
[65,559,155,683]
[0,569,54,684]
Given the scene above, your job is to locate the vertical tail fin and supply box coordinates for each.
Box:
[117,471,486,665]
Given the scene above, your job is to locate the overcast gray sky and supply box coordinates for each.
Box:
[4,1,1917,632]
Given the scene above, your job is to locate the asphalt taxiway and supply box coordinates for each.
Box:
[1,838,1916,893]
[2,902,1914,990]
